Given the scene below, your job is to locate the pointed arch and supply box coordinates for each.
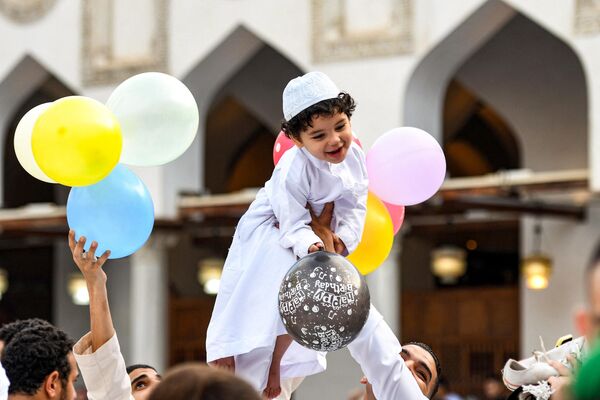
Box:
[0,55,75,206]
[404,0,587,173]
[163,25,303,208]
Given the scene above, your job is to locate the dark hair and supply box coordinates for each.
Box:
[281,92,356,140]
[127,364,158,375]
[406,341,442,399]
[0,318,52,348]
[2,324,74,395]
[148,363,260,400]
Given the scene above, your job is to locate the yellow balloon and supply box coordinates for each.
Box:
[348,192,394,275]
[32,96,122,187]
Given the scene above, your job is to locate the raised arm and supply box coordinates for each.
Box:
[347,306,428,400]
[69,230,132,400]
[69,230,113,351]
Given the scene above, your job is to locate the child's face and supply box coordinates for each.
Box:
[292,112,352,164]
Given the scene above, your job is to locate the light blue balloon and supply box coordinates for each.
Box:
[67,164,154,259]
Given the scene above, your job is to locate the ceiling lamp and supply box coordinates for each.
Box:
[522,221,552,290]
[431,246,467,283]
[197,258,224,295]
[68,273,89,305]
[0,269,8,300]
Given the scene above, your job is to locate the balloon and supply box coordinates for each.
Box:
[107,72,199,166]
[14,103,55,183]
[348,192,394,275]
[383,201,405,234]
[31,96,122,187]
[353,135,362,148]
[67,164,154,259]
[273,131,295,166]
[279,251,370,351]
[367,127,446,206]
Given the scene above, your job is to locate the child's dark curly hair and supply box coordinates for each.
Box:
[3,324,74,395]
[281,92,356,140]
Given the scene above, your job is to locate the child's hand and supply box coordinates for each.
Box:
[308,242,324,253]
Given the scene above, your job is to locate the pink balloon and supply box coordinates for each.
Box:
[383,201,405,234]
[273,131,295,166]
[353,135,362,148]
[367,127,446,206]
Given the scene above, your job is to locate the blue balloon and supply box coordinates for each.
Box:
[67,164,154,259]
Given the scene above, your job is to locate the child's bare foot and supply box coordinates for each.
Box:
[262,362,282,399]
[212,356,235,372]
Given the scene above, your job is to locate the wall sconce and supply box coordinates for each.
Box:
[522,220,552,290]
[68,273,89,305]
[197,258,224,295]
[431,246,467,284]
[0,269,8,300]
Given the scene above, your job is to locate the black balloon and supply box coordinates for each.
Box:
[278,251,370,352]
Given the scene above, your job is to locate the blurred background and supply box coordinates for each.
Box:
[0,0,598,398]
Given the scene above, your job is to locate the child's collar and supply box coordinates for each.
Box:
[300,147,331,170]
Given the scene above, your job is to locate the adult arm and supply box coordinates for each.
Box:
[347,305,428,400]
[69,231,133,400]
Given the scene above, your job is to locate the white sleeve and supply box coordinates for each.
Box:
[334,145,368,255]
[347,305,428,400]
[0,361,8,400]
[73,332,133,400]
[268,160,322,259]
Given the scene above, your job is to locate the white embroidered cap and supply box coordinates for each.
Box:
[282,71,340,121]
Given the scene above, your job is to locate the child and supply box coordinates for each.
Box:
[206,71,368,399]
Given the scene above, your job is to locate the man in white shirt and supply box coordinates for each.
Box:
[69,230,161,400]
[310,205,441,399]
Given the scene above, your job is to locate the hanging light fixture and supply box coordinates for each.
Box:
[522,220,552,290]
[68,273,89,305]
[197,258,224,295]
[431,245,467,283]
[0,269,8,300]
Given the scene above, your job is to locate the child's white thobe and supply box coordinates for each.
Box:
[206,142,368,391]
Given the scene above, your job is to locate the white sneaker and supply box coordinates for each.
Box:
[502,335,584,391]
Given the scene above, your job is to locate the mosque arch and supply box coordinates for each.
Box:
[404,0,587,176]
[163,25,303,206]
[400,1,588,394]
[0,55,74,206]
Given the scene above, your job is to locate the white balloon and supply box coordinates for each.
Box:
[107,72,199,166]
[14,103,56,183]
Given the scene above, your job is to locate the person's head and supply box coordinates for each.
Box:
[147,363,260,400]
[482,374,504,399]
[360,342,441,399]
[576,242,600,344]
[126,364,161,400]
[281,71,356,164]
[2,324,77,399]
[402,342,441,399]
[0,318,52,355]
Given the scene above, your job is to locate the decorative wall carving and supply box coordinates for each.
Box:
[0,0,56,24]
[82,0,168,86]
[575,0,600,35]
[311,0,413,62]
